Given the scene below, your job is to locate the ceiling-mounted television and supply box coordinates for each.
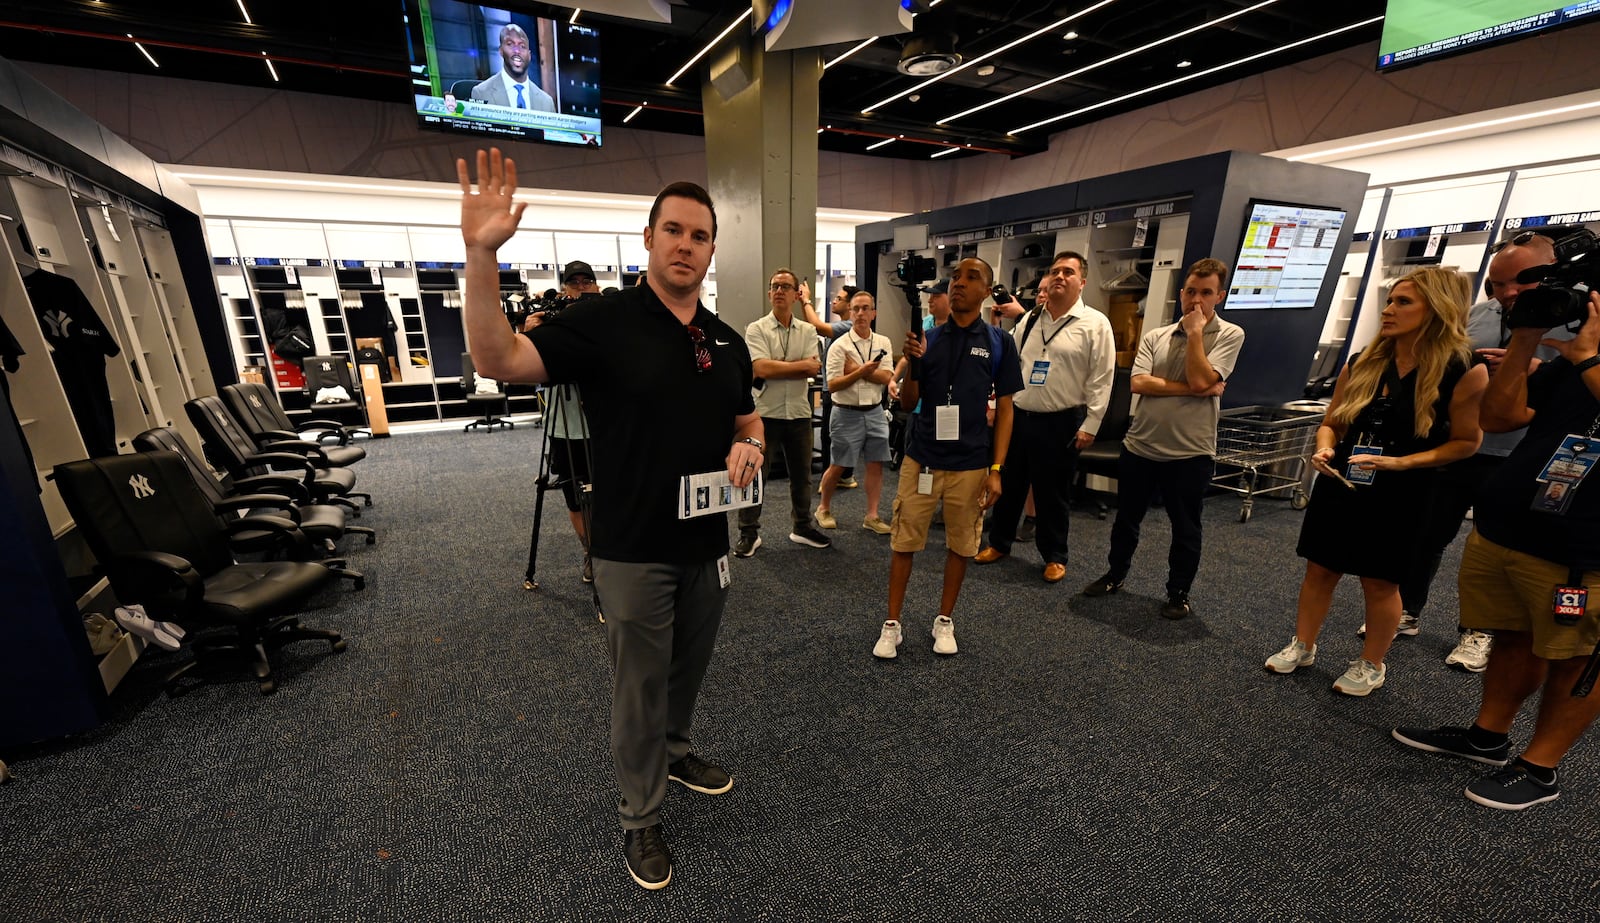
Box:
[405,0,603,147]
[1227,201,1348,310]
[1377,1,1600,71]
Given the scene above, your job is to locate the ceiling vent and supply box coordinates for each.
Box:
[898,30,960,76]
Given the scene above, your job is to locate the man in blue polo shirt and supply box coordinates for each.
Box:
[877,257,1024,659]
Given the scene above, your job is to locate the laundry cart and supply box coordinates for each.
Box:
[1212,404,1325,522]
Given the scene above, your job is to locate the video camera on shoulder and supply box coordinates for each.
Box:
[1506,228,1600,329]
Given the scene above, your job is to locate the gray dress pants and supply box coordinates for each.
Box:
[591,556,727,830]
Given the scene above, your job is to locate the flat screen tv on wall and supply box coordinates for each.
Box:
[405,0,603,147]
[1377,0,1600,71]
[1227,200,1348,310]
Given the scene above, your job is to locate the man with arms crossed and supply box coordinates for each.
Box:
[975,251,1115,583]
[1082,258,1244,619]
[816,291,895,534]
[877,257,1023,659]
[735,269,831,556]
[460,149,761,888]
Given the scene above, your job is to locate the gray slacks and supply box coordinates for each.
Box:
[590,556,727,830]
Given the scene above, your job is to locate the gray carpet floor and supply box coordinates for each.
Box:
[2,427,1597,921]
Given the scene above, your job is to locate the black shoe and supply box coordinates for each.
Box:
[789,523,832,549]
[581,555,593,584]
[733,533,761,558]
[1081,573,1123,597]
[1015,515,1036,543]
[623,824,673,890]
[668,753,734,795]
[1160,591,1191,620]
[1391,725,1512,766]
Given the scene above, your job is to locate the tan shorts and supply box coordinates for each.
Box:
[1459,529,1600,660]
[890,459,986,557]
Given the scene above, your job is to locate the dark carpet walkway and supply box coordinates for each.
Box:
[2,427,1596,921]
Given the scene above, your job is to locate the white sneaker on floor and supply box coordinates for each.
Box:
[1446,630,1492,672]
[1265,637,1316,673]
[931,616,958,655]
[1357,611,1419,638]
[873,620,903,659]
[1332,658,1387,696]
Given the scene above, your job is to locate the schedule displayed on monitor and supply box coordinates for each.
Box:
[1228,202,1348,310]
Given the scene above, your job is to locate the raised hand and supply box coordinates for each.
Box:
[458,148,528,252]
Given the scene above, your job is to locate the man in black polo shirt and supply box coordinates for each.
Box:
[878,257,1023,659]
[459,149,763,888]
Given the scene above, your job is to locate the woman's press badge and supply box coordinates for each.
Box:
[1346,445,1382,485]
[1533,435,1595,516]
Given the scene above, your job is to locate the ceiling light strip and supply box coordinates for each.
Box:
[865,138,897,150]
[236,0,253,25]
[127,35,159,68]
[939,0,1278,125]
[623,103,646,123]
[666,9,754,86]
[930,146,961,158]
[262,53,278,82]
[825,37,877,70]
[1287,99,1600,161]
[1012,15,1384,135]
[861,0,1118,113]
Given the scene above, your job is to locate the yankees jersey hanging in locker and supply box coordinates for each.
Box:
[23,268,121,457]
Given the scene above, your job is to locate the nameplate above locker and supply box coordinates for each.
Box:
[1000,196,1194,239]
[1506,211,1600,230]
[0,141,66,185]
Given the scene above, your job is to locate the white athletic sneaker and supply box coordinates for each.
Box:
[931,616,958,655]
[872,620,903,659]
[1332,658,1387,696]
[1265,637,1316,673]
[1357,611,1419,638]
[1446,630,1492,672]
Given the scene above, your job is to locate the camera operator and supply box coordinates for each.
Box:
[521,261,602,581]
[1394,286,1600,811]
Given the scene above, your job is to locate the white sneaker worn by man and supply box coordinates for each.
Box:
[1357,611,1419,638]
[873,620,903,659]
[1332,658,1387,696]
[1446,630,1492,672]
[931,615,958,655]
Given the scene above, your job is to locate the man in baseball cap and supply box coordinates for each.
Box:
[562,261,597,288]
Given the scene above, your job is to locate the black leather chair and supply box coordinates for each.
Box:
[461,352,512,432]
[133,426,374,556]
[1074,366,1133,519]
[222,381,367,464]
[301,355,369,436]
[53,451,359,695]
[186,395,372,511]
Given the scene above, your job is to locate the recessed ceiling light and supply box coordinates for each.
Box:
[1062,31,1078,40]
[1177,59,1192,67]
[976,65,995,76]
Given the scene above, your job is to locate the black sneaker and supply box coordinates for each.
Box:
[733,533,761,558]
[1082,573,1124,597]
[581,555,593,584]
[668,753,734,795]
[623,824,672,890]
[1391,725,1511,766]
[789,523,832,548]
[1016,515,1037,543]
[1160,590,1191,620]
[1465,762,1560,810]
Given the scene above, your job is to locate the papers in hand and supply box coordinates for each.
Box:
[679,468,762,519]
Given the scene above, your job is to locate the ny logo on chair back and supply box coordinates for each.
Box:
[128,474,155,499]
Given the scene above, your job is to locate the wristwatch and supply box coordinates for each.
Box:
[989,463,1004,473]
[738,436,765,452]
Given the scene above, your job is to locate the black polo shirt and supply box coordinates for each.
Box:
[528,283,754,564]
[905,317,1024,471]
[1475,357,1600,569]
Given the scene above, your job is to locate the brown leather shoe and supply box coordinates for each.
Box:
[1043,563,1067,583]
[974,547,1006,564]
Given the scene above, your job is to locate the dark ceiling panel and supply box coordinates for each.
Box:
[0,0,1386,161]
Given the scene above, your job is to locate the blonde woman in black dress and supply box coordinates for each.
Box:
[1266,267,1488,695]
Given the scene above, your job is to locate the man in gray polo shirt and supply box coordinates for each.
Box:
[1082,258,1245,619]
[735,268,831,555]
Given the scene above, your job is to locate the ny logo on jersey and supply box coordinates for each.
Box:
[41,309,74,339]
[128,474,155,499]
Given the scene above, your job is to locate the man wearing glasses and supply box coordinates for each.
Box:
[459,148,761,890]
[734,269,833,556]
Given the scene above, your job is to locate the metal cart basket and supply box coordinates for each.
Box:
[1211,404,1325,522]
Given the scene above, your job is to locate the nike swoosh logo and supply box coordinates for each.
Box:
[715,339,731,346]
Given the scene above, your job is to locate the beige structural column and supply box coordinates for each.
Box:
[700,36,821,333]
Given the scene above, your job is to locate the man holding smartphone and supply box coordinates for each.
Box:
[817,291,895,533]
